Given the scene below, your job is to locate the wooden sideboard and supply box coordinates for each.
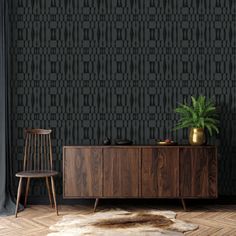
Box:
[63,145,217,210]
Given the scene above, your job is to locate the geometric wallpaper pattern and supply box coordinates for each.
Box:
[9,0,236,197]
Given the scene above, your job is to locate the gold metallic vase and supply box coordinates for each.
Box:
[189,128,206,145]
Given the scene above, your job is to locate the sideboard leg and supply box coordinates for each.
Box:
[181,198,187,211]
[94,198,99,212]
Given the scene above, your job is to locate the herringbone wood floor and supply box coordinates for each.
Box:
[1,204,236,236]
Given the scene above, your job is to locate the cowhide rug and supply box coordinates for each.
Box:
[48,209,198,236]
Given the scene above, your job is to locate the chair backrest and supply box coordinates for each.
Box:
[23,129,53,171]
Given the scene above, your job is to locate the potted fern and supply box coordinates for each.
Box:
[174,96,219,145]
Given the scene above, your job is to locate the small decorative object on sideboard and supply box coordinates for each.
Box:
[174,96,219,145]
[115,139,133,145]
[103,137,111,145]
[157,139,177,146]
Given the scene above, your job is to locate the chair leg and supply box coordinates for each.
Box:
[45,177,53,208]
[51,176,58,216]
[24,177,31,208]
[15,177,23,218]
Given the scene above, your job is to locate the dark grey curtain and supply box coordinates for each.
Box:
[0,0,16,216]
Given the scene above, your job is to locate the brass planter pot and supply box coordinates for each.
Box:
[189,128,206,145]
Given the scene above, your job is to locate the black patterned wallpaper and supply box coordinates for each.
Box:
[9,0,236,197]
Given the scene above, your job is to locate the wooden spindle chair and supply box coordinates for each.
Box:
[15,129,58,217]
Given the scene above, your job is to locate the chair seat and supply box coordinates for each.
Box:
[16,170,58,178]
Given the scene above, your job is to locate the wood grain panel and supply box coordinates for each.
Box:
[207,147,218,197]
[103,148,140,197]
[180,147,217,198]
[142,148,179,197]
[63,148,103,197]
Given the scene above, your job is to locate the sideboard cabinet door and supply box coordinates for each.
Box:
[103,148,140,197]
[141,148,179,197]
[180,147,217,198]
[63,148,103,197]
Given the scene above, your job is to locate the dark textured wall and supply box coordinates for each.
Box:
[9,0,236,197]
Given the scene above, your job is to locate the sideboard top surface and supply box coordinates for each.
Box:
[63,145,216,149]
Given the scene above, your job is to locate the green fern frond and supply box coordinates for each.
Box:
[174,96,219,136]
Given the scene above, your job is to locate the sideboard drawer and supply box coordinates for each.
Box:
[63,147,103,198]
[142,148,179,197]
[179,147,217,198]
[103,148,140,197]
